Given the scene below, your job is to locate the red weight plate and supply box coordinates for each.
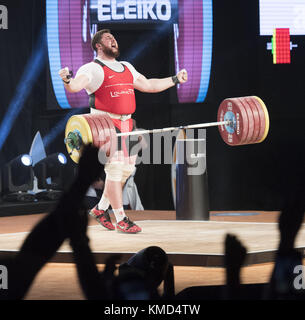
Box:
[84,113,99,144]
[91,114,117,159]
[84,115,99,146]
[248,97,266,143]
[244,96,261,143]
[82,114,99,148]
[85,114,110,152]
[217,98,249,146]
[102,114,118,158]
[90,114,115,154]
[100,117,113,156]
[253,96,270,143]
[217,99,240,145]
[238,97,255,144]
[85,115,101,147]
[90,116,108,149]
[84,115,102,147]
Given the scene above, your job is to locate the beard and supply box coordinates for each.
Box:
[102,44,120,58]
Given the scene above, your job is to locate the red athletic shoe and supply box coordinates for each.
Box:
[89,207,115,230]
[116,217,142,234]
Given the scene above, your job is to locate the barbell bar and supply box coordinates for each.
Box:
[115,120,231,137]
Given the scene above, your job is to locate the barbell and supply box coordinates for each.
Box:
[65,96,270,163]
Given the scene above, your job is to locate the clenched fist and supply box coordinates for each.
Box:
[177,69,188,84]
[58,67,71,83]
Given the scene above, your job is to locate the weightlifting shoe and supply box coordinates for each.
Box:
[89,207,115,230]
[116,217,142,234]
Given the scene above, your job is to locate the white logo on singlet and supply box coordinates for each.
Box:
[110,89,134,98]
[109,75,115,79]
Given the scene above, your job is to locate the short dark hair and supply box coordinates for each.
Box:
[91,29,111,52]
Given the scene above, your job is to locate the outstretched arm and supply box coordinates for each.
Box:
[134,69,188,93]
[266,194,305,299]
[224,234,247,300]
[8,179,90,299]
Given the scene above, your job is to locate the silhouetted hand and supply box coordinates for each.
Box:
[77,144,103,186]
[265,193,305,299]
[61,144,102,245]
[162,263,175,299]
[103,255,121,276]
[278,196,304,253]
[224,233,247,296]
[100,255,122,300]
[225,234,247,273]
[68,208,89,247]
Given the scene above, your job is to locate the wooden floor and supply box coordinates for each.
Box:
[0,210,282,234]
[1,210,304,267]
[0,210,303,299]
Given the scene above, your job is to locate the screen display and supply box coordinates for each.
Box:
[259,0,305,64]
[46,0,213,109]
[260,0,305,35]
[90,0,178,24]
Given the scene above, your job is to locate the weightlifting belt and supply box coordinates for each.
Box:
[90,108,131,121]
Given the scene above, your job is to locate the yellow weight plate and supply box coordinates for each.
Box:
[65,115,93,163]
[253,96,270,143]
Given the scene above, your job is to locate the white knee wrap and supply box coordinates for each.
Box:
[121,164,136,184]
[104,161,124,182]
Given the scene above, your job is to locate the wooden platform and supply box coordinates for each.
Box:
[1,211,305,267]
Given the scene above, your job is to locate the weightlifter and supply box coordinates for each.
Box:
[59,29,188,233]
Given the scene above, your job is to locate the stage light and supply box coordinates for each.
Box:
[57,153,67,165]
[21,154,33,166]
[1,154,35,202]
[33,152,67,200]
